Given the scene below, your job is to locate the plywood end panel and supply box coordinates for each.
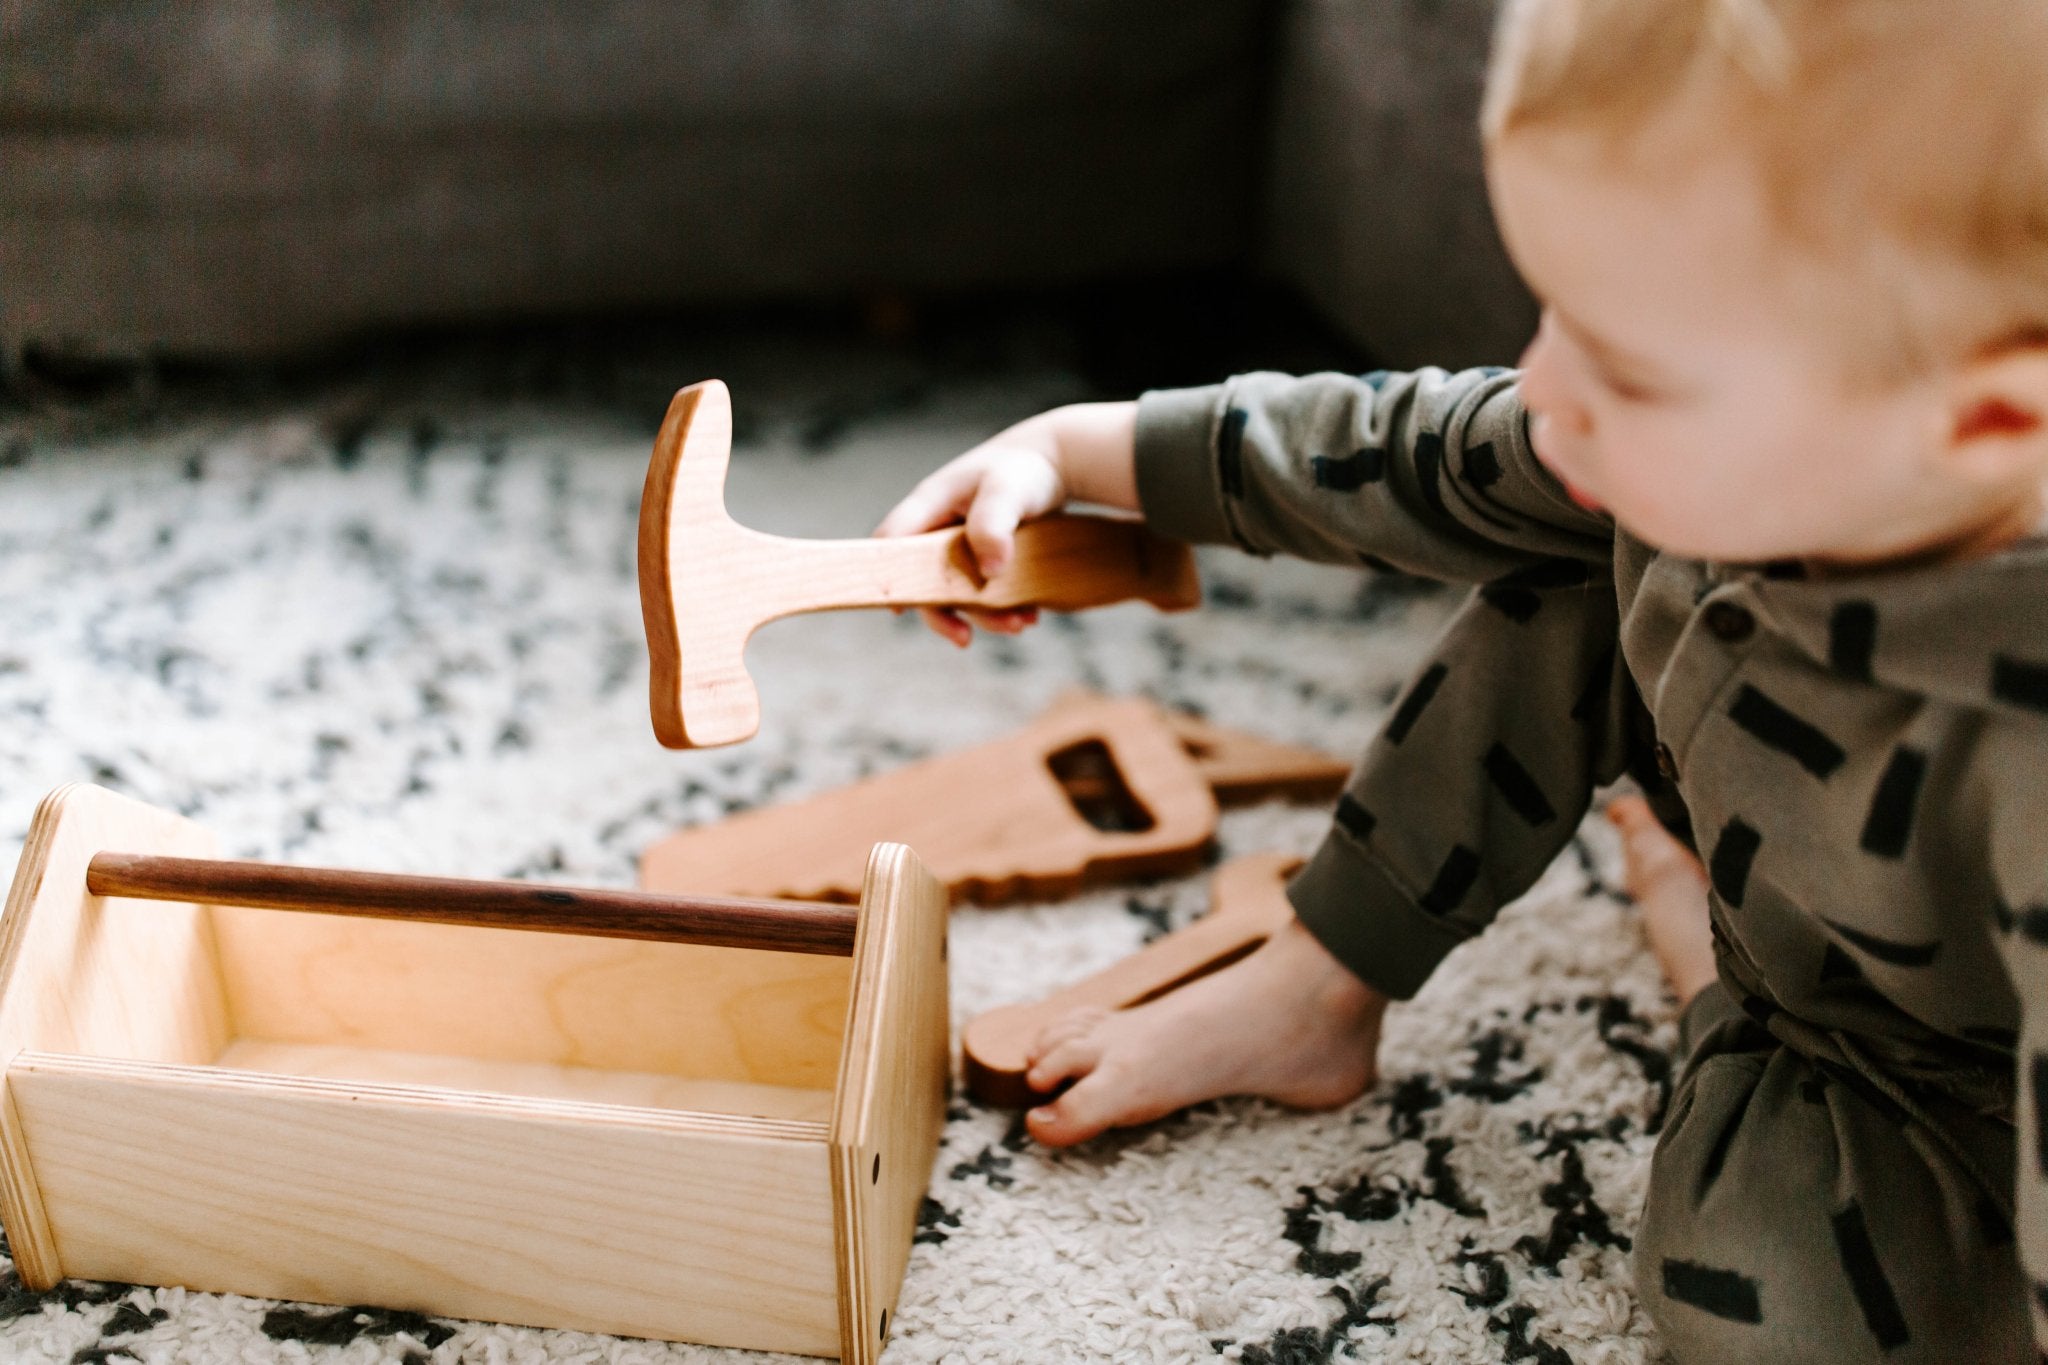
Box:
[829,844,949,1365]
[0,784,230,1288]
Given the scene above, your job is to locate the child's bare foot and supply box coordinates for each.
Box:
[1021,913,1388,1147]
[1606,795,1718,1005]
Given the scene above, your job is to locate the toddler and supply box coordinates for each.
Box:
[877,1,2048,1359]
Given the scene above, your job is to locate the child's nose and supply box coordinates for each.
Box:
[1517,317,1593,437]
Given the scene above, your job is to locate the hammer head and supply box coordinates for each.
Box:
[638,380,763,749]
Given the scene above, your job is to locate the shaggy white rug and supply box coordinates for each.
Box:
[0,344,1674,1364]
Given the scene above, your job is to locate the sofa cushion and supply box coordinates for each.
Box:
[1,2,1271,358]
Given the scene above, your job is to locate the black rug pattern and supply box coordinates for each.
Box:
[0,343,1674,1363]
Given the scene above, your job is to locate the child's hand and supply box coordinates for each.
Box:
[875,401,1140,647]
[873,428,1070,647]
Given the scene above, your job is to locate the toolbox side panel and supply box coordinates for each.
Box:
[12,1056,842,1356]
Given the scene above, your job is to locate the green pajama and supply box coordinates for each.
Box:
[1133,366,2048,1362]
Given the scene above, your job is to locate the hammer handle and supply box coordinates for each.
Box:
[786,513,1201,616]
[86,853,858,956]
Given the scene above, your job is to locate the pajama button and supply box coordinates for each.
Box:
[1703,601,1756,643]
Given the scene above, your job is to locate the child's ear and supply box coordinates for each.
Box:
[1942,341,2048,483]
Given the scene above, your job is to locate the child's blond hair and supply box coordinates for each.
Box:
[1483,0,2048,381]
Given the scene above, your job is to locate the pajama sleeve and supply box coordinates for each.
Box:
[1985,719,2048,1349]
[1133,367,1614,580]
[1134,368,1638,999]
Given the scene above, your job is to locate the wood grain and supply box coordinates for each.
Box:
[640,693,1218,905]
[1046,690,1352,805]
[0,786,950,1354]
[1156,711,1352,805]
[0,784,228,1289]
[215,1040,835,1122]
[639,379,1201,748]
[208,905,854,1091]
[10,1053,844,1355]
[828,844,950,1365]
[962,852,1300,1107]
[87,853,856,956]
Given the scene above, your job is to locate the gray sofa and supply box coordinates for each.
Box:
[0,1,1534,372]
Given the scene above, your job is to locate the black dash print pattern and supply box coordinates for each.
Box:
[1570,643,1618,723]
[1829,602,1878,682]
[1386,664,1448,745]
[1830,1201,1909,1350]
[1480,585,1542,623]
[1818,943,1863,984]
[1992,655,2048,713]
[1483,743,1556,827]
[2036,1054,2048,1179]
[1335,794,1377,842]
[1413,430,1451,520]
[1462,441,1503,489]
[1858,746,1926,858]
[2019,904,2048,944]
[1820,916,1940,968]
[1993,897,2017,935]
[1311,447,1385,491]
[1710,818,1762,908]
[1493,559,1593,592]
[1662,1260,1763,1323]
[1728,685,1847,779]
[1420,845,1482,915]
[1218,407,1248,499]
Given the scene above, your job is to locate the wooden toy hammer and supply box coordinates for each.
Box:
[638,380,1202,748]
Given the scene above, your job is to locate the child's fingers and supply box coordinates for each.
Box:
[962,454,1063,578]
[921,607,973,648]
[874,464,976,539]
[963,485,1025,579]
[908,606,1037,646]
[964,606,1038,635]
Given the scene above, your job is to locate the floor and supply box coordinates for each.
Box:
[0,308,1673,1363]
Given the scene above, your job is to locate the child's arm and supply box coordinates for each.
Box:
[877,369,1617,642]
[1132,367,1612,579]
[873,401,1139,645]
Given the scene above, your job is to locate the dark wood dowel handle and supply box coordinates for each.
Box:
[85,853,858,957]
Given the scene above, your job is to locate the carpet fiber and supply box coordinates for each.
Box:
[0,339,1673,1363]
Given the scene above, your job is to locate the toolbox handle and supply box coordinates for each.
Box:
[85,852,858,957]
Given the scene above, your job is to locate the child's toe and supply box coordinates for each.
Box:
[1025,1007,1109,1067]
[1026,1031,1103,1093]
[1604,793,1656,832]
[1026,1073,1126,1147]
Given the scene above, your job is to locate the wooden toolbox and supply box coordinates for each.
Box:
[0,784,948,1361]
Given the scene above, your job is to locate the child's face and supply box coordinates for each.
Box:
[1487,126,2029,566]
